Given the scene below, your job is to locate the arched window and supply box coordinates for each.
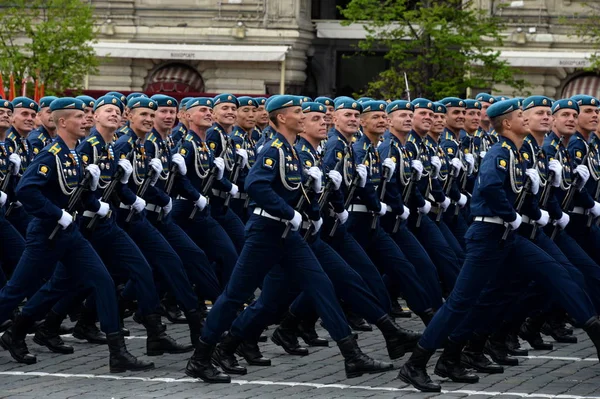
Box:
[145,63,204,93]
[561,74,600,99]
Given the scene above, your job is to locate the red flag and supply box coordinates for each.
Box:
[33,78,39,102]
[8,73,15,101]
[39,81,45,98]
[0,72,5,99]
[21,75,28,97]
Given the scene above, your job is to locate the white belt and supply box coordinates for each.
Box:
[473,216,506,225]
[430,205,442,215]
[176,195,210,204]
[83,210,96,218]
[145,203,161,213]
[348,204,369,213]
[571,206,586,215]
[521,215,534,225]
[253,207,286,223]
[301,221,311,229]
[119,202,131,210]
[211,188,248,200]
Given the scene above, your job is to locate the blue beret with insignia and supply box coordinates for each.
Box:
[151,94,178,108]
[357,97,374,104]
[315,96,334,107]
[11,97,39,112]
[475,93,495,104]
[49,97,85,112]
[237,96,259,108]
[552,99,579,115]
[433,102,447,114]
[361,100,387,113]
[411,98,434,110]
[186,97,213,111]
[302,102,327,114]
[0,99,13,112]
[571,94,599,107]
[127,97,158,111]
[300,96,312,103]
[494,95,511,102]
[334,97,362,112]
[179,97,193,110]
[439,97,465,108]
[464,99,482,110]
[386,100,413,114]
[266,95,302,113]
[94,95,124,113]
[487,99,521,119]
[522,96,553,110]
[126,92,148,102]
[255,97,267,106]
[106,91,127,104]
[39,96,58,109]
[213,93,239,107]
[76,95,96,109]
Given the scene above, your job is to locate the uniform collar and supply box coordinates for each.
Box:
[296,136,317,155]
[499,136,519,153]
[407,130,423,145]
[424,134,439,148]
[443,127,460,141]
[332,128,350,145]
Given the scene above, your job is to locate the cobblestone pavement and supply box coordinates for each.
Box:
[1,314,599,399]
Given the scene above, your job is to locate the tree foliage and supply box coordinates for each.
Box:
[569,3,600,72]
[0,0,98,95]
[340,0,528,99]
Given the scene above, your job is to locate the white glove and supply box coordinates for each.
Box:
[214,157,225,180]
[411,160,423,181]
[430,156,441,179]
[195,195,208,211]
[535,210,549,227]
[590,201,600,217]
[58,210,73,230]
[336,210,349,225]
[378,202,388,216]
[12,201,22,208]
[555,212,570,230]
[509,213,522,230]
[548,160,563,187]
[97,201,110,218]
[149,158,163,186]
[171,153,187,176]
[289,210,302,231]
[306,166,323,192]
[311,217,323,235]
[236,148,248,168]
[0,191,7,207]
[383,158,396,181]
[356,164,368,188]
[575,165,590,190]
[464,153,475,175]
[440,197,451,211]
[8,153,20,174]
[132,196,146,213]
[400,205,410,220]
[85,164,100,191]
[163,198,172,215]
[229,183,239,196]
[458,193,468,208]
[525,168,540,195]
[327,170,342,191]
[118,159,133,184]
[257,145,264,153]
[451,157,463,177]
[479,151,487,160]
[418,200,432,215]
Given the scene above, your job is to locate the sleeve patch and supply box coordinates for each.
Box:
[336,151,343,160]
[209,142,216,149]
[38,164,49,177]
[180,148,187,156]
[575,150,583,159]
[497,158,508,170]
[263,157,275,169]
[447,148,454,154]
[81,154,89,163]
[305,160,312,167]
[33,147,39,154]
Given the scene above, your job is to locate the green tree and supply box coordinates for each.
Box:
[340,0,528,99]
[0,0,98,96]
[569,3,600,71]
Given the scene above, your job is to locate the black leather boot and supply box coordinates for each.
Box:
[434,339,479,383]
[107,331,154,373]
[141,314,193,356]
[159,293,187,324]
[297,316,329,347]
[337,335,393,378]
[212,332,247,375]
[185,309,204,347]
[375,314,421,359]
[484,336,518,366]
[33,311,74,354]
[73,306,107,344]
[416,309,435,326]
[519,317,553,350]
[0,313,36,364]
[391,299,412,318]
[185,338,231,383]
[271,311,308,356]
[541,319,577,343]
[345,308,372,332]
[461,333,504,374]
[505,327,529,356]
[583,316,600,360]
[236,339,271,366]
[397,344,441,392]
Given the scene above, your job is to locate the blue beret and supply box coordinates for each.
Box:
[411,98,434,110]
[357,97,374,104]
[433,102,447,114]
[11,97,39,112]
[76,95,96,109]
[315,96,334,107]
[237,96,259,108]
[106,91,127,104]
[302,102,327,114]
[255,97,267,106]
[300,96,312,103]
[552,99,579,115]
[213,93,239,107]
[0,99,13,112]
[571,95,599,107]
[126,92,147,102]
[151,94,178,108]
[49,97,85,112]
[386,100,413,114]
[94,95,124,113]
[464,99,482,110]
[186,97,213,111]
[361,100,387,113]
[266,95,303,113]
[487,99,521,119]
[439,97,465,108]
[39,96,58,109]
[475,93,495,104]
[127,97,158,111]
[522,96,553,110]
[334,97,362,112]
[494,95,511,102]
[179,97,193,110]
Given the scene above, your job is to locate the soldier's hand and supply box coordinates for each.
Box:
[479,151,487,160]
[311,217,323,235]
[118,159,133,184]
[418,200,431,215]
[464,153,475,175]
[214,157,225,180]
[400,205,410,220]
[336,210,349,225]
[548,160,563,187]
[411,160,423,181]
[356,164,368,188]
[85,164,101,191]
[590,201,600,217]
[377,202,388,216]
[509,213,522,230]
[525,168,540,195]
[554,212,570,229]
[0,191,7,207]
[149,158,162,186]
[171,153,187,176]
[58,210,74,230]
[535,210,549,227]
[440,197,451,211]
[236,148,249,168]
[132,196,146,213]
[97,201,111,218]
[383,158,396,178]
[574,165,590,190]
[163,198,173,215]
[430,156,441,179]
[458,193,468,208]
[450,158,463,177]
[327,170,342,191]
[8,153,20,174]
[195,195,208,211]
[289,210,302,231]
[306,166,323,192]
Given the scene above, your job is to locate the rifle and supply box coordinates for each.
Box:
[125,148,163,223]
[370,165,391,230]
[157,163,178,223]
[403,72,411,102]
[393,168,419,234]
[436,164,458,223]
[499,177,532,247]
[530,170,555,239]
[282,179,312,239]
[329,144,372,237]
[49,169,94,241]
[223,140,244,211]
[587,161,600,228]
[550,160,587,240]
[454,137,473,218]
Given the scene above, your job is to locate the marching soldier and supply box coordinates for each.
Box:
[76,95,96,136]
[28,96,58,155]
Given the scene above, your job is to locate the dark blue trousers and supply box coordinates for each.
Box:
[6,205,32,238]
[0,213,25,287]
[209,197,246,254]
[566,213,600,274]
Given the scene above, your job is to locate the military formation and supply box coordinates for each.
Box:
[0,89,599,393]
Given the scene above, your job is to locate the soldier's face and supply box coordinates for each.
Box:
[39,107,55,130]
[360,111,387,135]
[214,103,237,127]
[94,105,122,131]
[56,110,87,139]
[523,107,552,135]
[412,108,433,135]
[155,107,177,131]
[389,110,413,134]
[464,109,481,133]
[129,108,155,134]
[303,112,327,140]
[0,108,13,130]
[553,109,578,136]
[256,105,269,125]
[281,107,305,135]
[480,102,490,123]
[236,106,257,131]
[333,110,360,135]
[82,107,94,131]
[446,107,465,131]
[12,108,36,135]
[189,107,214,129]
[431,113,446,134]
[324,106,334,124]
[576,105,599,134]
